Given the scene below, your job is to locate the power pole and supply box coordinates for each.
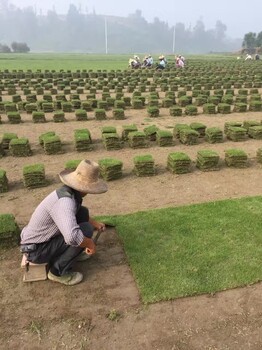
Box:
[105,17,108,54]
[172,26,176,54]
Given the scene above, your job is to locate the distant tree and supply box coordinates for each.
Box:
[0,43,11,52]
[256,31,262,47]
[242,32,257,50]
[11,41,30,53]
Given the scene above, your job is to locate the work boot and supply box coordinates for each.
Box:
[77,251,91,262]
[47,271,83,285]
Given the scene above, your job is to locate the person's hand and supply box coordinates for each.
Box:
[85,238,96,255]
[93,221,106,232]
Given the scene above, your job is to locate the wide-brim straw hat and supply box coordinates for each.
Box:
[59,160,108,194]
[159,55,164,60]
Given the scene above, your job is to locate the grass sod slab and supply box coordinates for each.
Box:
[97,196,262,303]
[0,214,20,248]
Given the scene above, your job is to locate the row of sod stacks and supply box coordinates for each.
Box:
[225,149,248,168]
[133,154,155,177]
[23,163,47,188]
[128,131,148,148]
[122,124,138,141]
[0,169,8,192]
[74,129,92,151]
[156,130,173,146]
[9,138,32,157]
[205,127,223,143]
[227,126,247,141]
[99,158,123,181]
[196,150,220,171]
[256,148,262,163]
[143,125,159,141]
[2,133,18,149]
[101,126,121,150]
[0,214,20,248]
[167,152,191,174]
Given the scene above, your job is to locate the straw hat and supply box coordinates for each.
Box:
[159,55,164,60]
[59,160,108,194]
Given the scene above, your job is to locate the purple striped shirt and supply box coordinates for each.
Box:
[21,189,85,246]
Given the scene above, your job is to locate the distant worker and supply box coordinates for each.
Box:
[255,53,260,60]
[142,54,153,68]
[156,55,166,70]
[128,58,140,69]
[176,55,184,68]
[148,55,154,66]
[245,53,252,61]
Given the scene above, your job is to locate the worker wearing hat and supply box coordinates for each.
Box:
[20,160,108,286]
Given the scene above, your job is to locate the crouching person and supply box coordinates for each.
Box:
[20,160,108,286]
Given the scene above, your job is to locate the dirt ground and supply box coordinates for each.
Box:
[1,98,262,349]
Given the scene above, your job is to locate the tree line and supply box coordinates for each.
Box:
[0,2,241,54]
[242,32,262,53]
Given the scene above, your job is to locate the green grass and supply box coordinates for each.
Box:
[98,196,262,303]
[0,53,131,71]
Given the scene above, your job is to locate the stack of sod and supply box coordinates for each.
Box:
[0,169,8,192]
[114,100,125,109]
[53,111,66,122]
[4,102,17,113]
[132,99,143,109]
[39,131,56,146]
[97,100,108,110]
[99,158,123,180]
[0,142,5,157]
[9,138,32,157]
[205,127,223,143]
[74,129,92,152]
[185,105,198,116]
[23,163,47,188]
[227,127,247,141]
[180,128,199,145]
[71,100,81,109]
[43,135,62,154]
[196,150,220,171]
[26,94,37,103]
[256,148,262,163]
[143,125,159,141]
[102,133,121,150]
[55,94,67,102]
[0,214,20,247]
[122,96,131,106]
[122,124,138,141]
[81,101,93,111]
[42,102,54,113]
[62,102,73,113]
[249,101,262,111]
[242,120,260,131]
[43,94,53,102]
[25,103,38,114]
[156,130,173,147]
[133,154,155,177]
[113,108,125,120]
[248,126,262,139]
[32,111,46,123]
[169,106,183,117]
[167,152,191,174]
[203,103,216,114]
[190,122,206,138]
[173,124,190,140]
[128,131,148,148]
[225,149,248,168]
[95,108,107,120]
[2,133,18,149]
[64,159,81,170]
[233,103,247,112]
[162,98,173,108]
[217,103,231,114]
[147,106,160,118]
[7,112,21,124]
[224,121,242,136]
[75,109,88,121]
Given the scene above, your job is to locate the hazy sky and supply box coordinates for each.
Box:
[8,0,262,38]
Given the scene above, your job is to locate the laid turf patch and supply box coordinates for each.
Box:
[98,196,262,303]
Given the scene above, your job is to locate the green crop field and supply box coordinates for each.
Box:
[0,53,236,71]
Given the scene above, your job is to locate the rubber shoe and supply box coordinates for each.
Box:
[77,251,91,262]
[47,271,83,286]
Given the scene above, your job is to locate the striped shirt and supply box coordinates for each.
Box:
[20,186,85,246]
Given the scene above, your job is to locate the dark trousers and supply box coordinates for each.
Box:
[26,206,93,276]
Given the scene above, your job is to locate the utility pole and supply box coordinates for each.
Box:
[172,26,176,54]
[105,17,108,54]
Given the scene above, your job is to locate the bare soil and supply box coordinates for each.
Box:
[1,101,262,349]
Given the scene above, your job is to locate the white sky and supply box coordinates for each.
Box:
[8,0,262,38]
